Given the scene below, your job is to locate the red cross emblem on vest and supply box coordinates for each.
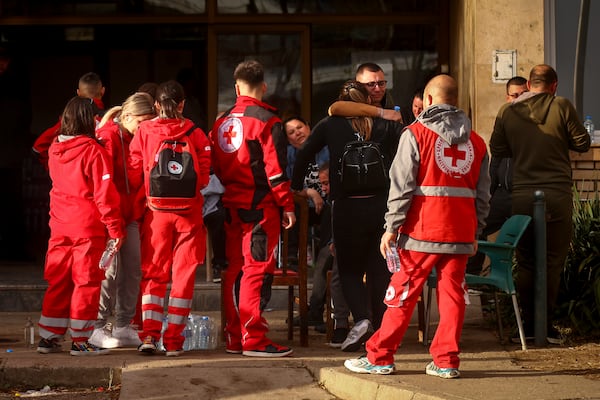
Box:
[443,145,466,167]
[223,124,237,145]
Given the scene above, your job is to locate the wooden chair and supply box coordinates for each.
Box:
[273,194,309,346]
[220,194,309,347]
[424,214,532,350]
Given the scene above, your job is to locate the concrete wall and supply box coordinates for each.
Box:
[452,0,545,144]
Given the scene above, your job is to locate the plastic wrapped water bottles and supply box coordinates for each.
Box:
[192,315,217,350]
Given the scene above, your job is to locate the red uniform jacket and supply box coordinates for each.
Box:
[48,134,124,239]
[128,117,211,215]
[210,96,294,213]
[96,119,143,223]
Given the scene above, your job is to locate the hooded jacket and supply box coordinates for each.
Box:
[490,92,590,193]
[33,99,105,170]
[96,119,140,223]
[47,134,124,239]
[128,117,211,214]
[385,104,491,254]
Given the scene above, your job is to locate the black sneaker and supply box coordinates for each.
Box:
[242,343,293,358]
[37,338,62,354]
[330,328,349,348]
[70,341,110,356]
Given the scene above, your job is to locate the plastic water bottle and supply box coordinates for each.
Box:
[394,105,401,113]
[157,315,168,352]
[99,239,118,270]
[197,316,210,350]
[385,242,401,273]
[182,315,195,351]
[24,317,35,348]
[584,116,595,142]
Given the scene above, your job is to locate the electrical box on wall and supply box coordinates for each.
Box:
[492,50,517,83]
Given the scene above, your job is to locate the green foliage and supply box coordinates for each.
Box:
[556,188,600,338]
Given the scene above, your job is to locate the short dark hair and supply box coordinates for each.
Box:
[413,87,424,100]
[355,62,383,76]
[529,65,558,87]
[506,76,527,90]
[233,60,264,87]
[78,72,103,98]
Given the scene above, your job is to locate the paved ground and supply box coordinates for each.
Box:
[3,297,600,400]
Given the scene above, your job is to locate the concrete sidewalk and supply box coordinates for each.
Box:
[2,301,600,400]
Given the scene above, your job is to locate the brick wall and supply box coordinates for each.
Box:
[571,145,600,199]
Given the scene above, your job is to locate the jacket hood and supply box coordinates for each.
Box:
[141,117,194,140]
[50,135,97,164]
[509,92,555,124]
[417,104,471,145]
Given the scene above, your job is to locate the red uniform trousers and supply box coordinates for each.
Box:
[366,249,469,369]
[139,209,205,351]
[222,206,280,351]
[38,236,106,342]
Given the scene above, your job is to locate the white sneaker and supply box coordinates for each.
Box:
[341,319,374,352]
[112,325,142,347]
[89,327,120,349]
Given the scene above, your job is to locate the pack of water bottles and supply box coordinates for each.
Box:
[158,314,218,351]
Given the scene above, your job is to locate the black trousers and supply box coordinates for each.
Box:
[332,193,391,330]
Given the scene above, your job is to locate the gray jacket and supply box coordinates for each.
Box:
[385,104,491,254]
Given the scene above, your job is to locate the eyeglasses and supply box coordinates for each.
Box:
[363,80,387,88]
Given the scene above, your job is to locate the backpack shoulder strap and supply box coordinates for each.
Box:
[184,125,197,137]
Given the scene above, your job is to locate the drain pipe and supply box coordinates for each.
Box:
[573,0,590,114]
[533,190,547,347]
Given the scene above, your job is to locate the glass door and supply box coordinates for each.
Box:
[207,25,310,124]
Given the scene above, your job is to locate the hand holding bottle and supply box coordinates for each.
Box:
[99,237,123,270]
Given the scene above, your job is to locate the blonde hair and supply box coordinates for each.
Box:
[98,92,155,128]
[338,80,373,140]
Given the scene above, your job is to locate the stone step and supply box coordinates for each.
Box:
[0,281,297,312]
[0,262,308,312]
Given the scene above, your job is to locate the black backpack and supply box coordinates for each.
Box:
[147,125,199,212]
[339,140,388,196]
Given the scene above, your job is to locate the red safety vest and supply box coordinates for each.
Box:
[401,122,487,243]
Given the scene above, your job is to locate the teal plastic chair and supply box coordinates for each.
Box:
[424,214,532,351]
